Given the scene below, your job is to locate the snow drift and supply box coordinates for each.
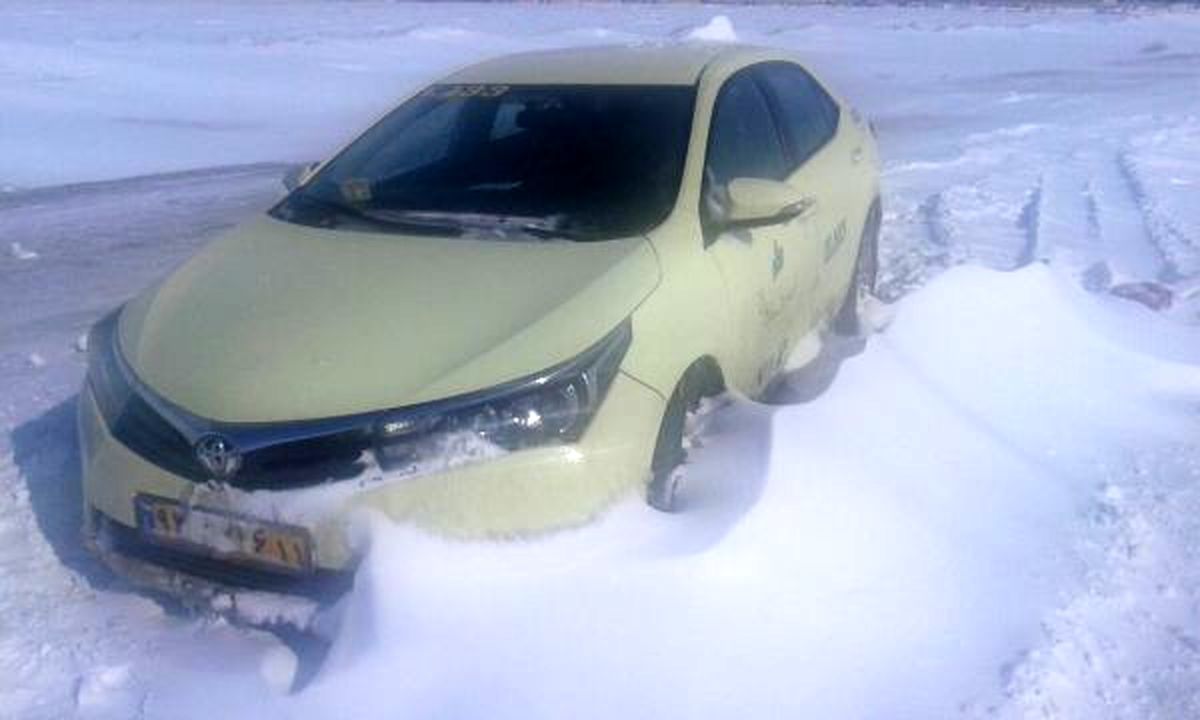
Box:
[288,265,1200,719]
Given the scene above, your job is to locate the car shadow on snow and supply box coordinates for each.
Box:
[762,332,868,405]
[11,396,351,692]
[10,396,114,587]
[666,332,868,553]
[668,395,774,554]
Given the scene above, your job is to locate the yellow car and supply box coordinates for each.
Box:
[80,43,880,600]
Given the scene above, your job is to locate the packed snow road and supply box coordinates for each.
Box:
[2,2,1200,718]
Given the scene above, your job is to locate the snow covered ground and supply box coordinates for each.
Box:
[2,2,1200,718]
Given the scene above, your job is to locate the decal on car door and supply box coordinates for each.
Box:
[823,219,848,263]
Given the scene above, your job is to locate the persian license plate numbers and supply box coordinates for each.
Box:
[135,495,312,574]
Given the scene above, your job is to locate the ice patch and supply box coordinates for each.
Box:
[9,242,37,260]
[403,25,481,42]
[964,122,1047,144]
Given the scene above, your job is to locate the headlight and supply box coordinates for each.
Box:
[374,319,631,467]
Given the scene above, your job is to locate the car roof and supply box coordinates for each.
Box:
[443,43,775,86]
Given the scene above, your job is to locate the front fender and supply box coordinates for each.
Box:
[621,218,736,400]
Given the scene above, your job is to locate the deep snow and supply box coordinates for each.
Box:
[295,265,1200,720]
[2,2,1200,719]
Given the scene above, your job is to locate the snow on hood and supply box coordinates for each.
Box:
[117,216,659,422]
[287,264,1200,718]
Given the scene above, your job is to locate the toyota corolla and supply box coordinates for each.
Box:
[79,43,881,601]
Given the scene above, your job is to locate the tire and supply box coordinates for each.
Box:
[646,363,722,513]
[833,201,881,337]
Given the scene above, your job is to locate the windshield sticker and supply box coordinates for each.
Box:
[340,178,373,204]
[423,84,510,99]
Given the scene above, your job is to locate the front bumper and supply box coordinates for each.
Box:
[78,371,663,579]
[83,513,334,624]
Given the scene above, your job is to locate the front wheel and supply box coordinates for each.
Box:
[646,364,721,513]
[833,201,881,337]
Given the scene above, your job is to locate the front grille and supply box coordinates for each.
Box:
[123,406,372,488]
[107,518,353,600]
[88,310,377,490]
[104,387,372,489]
[237,431,372,489]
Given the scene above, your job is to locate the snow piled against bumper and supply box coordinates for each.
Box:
[291,264,1200,719]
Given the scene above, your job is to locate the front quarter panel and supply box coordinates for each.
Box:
[622,214,734,399]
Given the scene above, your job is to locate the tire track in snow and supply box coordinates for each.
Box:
[919,190,954,255]
[1028,148,1186,299]
[1014,180,1043,269]
[919,183,1029,272]
[1029,158,1112,289]
[892,127,1193,307]
[1089,151,1166,284]
[1116,150,1200,283]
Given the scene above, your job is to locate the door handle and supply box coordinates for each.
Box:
[851,147,864,164]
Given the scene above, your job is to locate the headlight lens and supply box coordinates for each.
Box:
[451,374,586,445]
[374,319,631,467]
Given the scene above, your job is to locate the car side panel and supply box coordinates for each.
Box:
[621,51,879,400]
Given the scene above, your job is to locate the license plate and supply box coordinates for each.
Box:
[135,495,312,574]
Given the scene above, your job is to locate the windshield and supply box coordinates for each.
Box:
[272,84,696,241]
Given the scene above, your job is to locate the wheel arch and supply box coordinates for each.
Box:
[686,354,727,398]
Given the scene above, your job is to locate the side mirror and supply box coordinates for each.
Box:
[719,178,815,231]
[282,161,321,192]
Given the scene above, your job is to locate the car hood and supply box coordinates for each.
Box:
[118,216,660,423]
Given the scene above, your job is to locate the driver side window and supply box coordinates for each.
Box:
[703,70,788,224]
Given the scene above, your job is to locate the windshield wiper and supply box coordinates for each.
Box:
[353,207,467,235]
[284,194,464,236]
[279,197,598,240]
[514,224,593,241]
[382,211,595,241]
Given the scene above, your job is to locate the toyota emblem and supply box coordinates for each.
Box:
[194,433,242,480]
